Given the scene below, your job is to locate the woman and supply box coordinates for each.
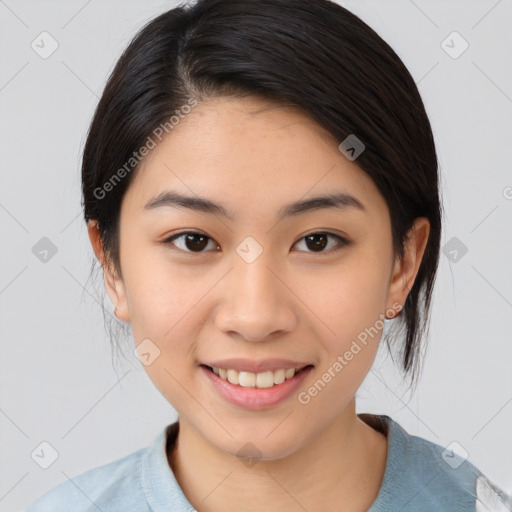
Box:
[26,0,511,510]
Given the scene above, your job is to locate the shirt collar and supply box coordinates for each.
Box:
[141,414,398,512]
[141,421,195,512]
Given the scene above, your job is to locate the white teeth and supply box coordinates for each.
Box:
[227,369,239,385]
[273,368,285,385]
[238,371,256,387]
[256,371,274,388]
[211,366,303,388]
[285,368,295,379]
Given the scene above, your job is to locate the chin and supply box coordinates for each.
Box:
[211,422,310,463]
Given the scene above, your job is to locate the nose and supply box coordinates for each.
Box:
[213,248,298,342]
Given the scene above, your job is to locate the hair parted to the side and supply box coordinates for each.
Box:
[81,0,442,392]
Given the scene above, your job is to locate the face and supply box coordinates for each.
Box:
[90,95,428,460]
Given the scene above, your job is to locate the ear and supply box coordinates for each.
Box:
[385,217,430,317]
[87,220,130,322]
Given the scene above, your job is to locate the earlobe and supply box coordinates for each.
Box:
[103,268,130,322]
[87,220,130,322]
[386,217,430,314]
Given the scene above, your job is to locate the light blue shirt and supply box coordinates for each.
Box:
[25,413,512,511]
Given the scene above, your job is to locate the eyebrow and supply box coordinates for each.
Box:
[143,190,365,221]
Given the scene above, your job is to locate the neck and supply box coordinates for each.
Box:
[167,402,388,512]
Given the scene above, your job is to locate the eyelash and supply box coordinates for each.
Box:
[162,230,350,255]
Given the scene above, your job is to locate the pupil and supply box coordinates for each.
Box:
[306,234,327,252]
[185,234,208,251]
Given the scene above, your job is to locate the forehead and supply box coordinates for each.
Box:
[121,96,385,218]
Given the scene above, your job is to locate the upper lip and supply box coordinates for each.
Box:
[201,358,313,373]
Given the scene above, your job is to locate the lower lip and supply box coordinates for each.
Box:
[200,365,313,410]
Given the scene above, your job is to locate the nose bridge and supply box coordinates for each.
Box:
[214,239,296,340]
[233,234,280,297]
[235,247,276,301]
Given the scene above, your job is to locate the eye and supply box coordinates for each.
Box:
[163,231,220,253]
[293,231,349,254]
[162,230,349,254]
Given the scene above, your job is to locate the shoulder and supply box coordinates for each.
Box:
[24,442,149,512]
[360,414,512,512]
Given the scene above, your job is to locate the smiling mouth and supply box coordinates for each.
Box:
[201,364,314,389]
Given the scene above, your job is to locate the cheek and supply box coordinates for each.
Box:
[122,241,206,336]
[299,252,391,345]
[297,252,390,406]
[124,261,209,413]
[121,255,209,407]
[298,262,388,413]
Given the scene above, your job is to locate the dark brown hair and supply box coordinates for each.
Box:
[82,0,442,391]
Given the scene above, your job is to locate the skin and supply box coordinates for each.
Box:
[88,95,430,512]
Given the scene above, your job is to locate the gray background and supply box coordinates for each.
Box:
[1,0,511,510]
